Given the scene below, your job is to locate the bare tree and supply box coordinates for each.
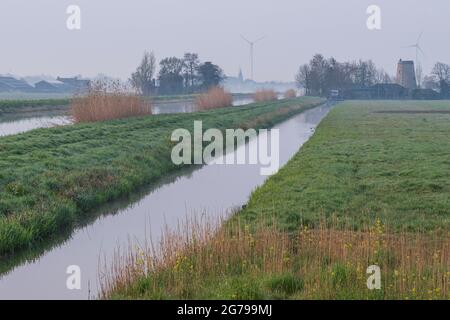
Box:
[296,64,312,95]
[130,51,156,96]
[182,53,200,93]
[375,68,392,84]
[431,62,450,82]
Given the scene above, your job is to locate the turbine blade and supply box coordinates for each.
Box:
[417,45,426,57]
[417,30,424,44]
[240,35,251,44]
[254,35,267,44]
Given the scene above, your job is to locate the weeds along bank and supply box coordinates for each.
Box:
[102,217,449,300]
[102,100,450,300]
[0,96,324,256]
[0,99,70,115]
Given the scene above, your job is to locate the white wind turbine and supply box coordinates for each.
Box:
[241,35,267,81]
[403,31,426,86]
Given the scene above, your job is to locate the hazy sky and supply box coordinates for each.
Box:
[0,0,448,82]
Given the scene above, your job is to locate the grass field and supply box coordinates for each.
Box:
[0,97,324,256]
[239,100,450,231]
[0,99,71,114]
[103,100,450,300]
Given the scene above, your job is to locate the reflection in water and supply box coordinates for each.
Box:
[0,104,332,300]
[0,116,72,137]
[0,98,254,137]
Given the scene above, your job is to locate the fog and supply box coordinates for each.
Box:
[0,0,448,81]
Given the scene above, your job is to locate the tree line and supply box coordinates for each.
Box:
[296,53,450,97]
[295,54,391,96]
[130,51,225,96]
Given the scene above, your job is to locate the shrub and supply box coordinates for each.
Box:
[195,87,233,110]
[71,79,152,123]
[253,89,278,103]
[284,89,297,99]
[267,273,304,296]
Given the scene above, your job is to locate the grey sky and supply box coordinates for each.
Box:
[0,0,448,81]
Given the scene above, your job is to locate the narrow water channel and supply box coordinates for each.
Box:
[0,97,256,137]
[0,103,332,299]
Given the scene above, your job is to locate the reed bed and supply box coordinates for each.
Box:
[284,89,297,99]
[100,216,449,300]
[195,87,233,110]
[253,89,278,103]
[71,80,151,123]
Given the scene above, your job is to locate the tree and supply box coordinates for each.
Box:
[309,54,328,96]
[375,68,392,84]
[431,62,450,82]
[130,51,156,96]
[198,62,225,90]
[158,57,185,95]
[182,53,200,93]
[296,64,312,95]
[354,60,377,87]
[431,62,450,96]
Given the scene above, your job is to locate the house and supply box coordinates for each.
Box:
[0,76,34,92]
[369,83,409,99]
[341,83,409,100]
[34,80,71,93]
[56,77,90,93]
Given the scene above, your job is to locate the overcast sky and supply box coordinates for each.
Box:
[0,0,448,82]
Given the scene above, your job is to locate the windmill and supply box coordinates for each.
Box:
[241,35,267,80]
[403,31,426,87]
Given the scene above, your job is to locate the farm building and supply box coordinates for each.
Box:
[0,76,34,92]
[56,77,90,92]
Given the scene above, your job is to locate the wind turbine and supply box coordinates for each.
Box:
[403,31,426,86]
[241,35,267,80]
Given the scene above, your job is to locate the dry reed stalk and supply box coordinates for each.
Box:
[284,89,297,99]
[71,79,152,123]
[253,89,278,103]
[195,87,233,110]
[99,215,449,300]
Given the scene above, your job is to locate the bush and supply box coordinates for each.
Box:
[267,273,304,296]
[195,87,233,110]
[284,89,297,99]
[71,79,152,123]
[253,89,278,103]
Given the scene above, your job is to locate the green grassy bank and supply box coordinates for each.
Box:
[105,100,449,300]
[240,100,450,231]
[0,97,324,256]
[0,99,71,115]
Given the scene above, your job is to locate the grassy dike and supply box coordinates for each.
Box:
[104,100,449,300]
[0,97,324,256]
[0,99,71,115]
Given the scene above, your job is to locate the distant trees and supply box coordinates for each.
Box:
[130,51,156,96]
[158,57,185,95]
[431,62,450,82]
[182,53,200,93]
[295,54,392,96]
[198,62,225,90]
[422,62,450,97]
[130,51,225,96]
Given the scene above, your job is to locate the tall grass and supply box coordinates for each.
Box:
[71,80,151,123]
[100,216,449,300]
[195,87,233,110]
[284,89,297,99]
[253,89,278,103]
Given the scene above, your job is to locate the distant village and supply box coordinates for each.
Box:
[0,72,296,96]
[338,59,447,100]
[0,76,90,94]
